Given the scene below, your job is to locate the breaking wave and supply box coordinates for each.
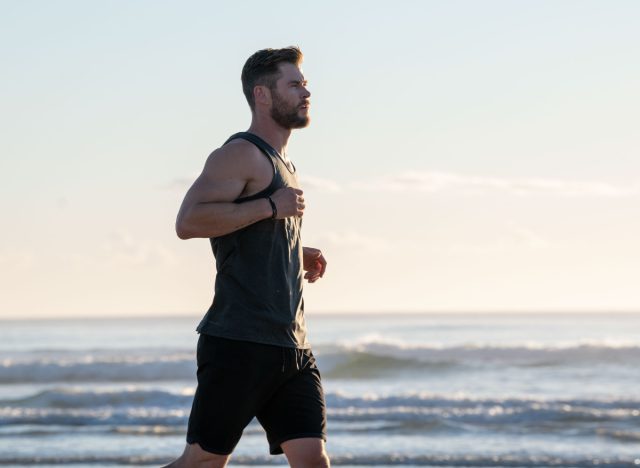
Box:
[1,388,639,444]
[2,340,638,384]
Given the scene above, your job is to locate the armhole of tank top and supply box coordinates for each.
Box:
[224,133,278,203]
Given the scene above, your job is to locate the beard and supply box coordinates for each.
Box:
[270,89,310,129]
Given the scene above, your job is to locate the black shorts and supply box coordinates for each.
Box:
[186,334,327,455]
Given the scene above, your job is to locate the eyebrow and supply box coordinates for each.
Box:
[288,79,308,86]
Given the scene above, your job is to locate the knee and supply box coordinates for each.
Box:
[293,451,330,468]
[282,438,330,468]
[170,443,230,468]
[314,452,331,468]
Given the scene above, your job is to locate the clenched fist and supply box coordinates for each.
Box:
[270,187,305,218]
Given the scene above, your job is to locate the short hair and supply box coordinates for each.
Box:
[241,46,303,110]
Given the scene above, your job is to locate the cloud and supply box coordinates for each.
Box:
[351,171,639,198]
[164,170,638,198]
[299,175,342,192]
[309,230,391,253]
[102,230,179,267]
[506,222,550,249]
[0,250,36,271]
[431,222,552,255]
[158,175,197,191]
[162,174,343,193]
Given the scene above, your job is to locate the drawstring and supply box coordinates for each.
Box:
[281,348,285,372]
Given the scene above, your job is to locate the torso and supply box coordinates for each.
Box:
[196,132,308,349]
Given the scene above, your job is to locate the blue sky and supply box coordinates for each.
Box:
[1,1,639,317]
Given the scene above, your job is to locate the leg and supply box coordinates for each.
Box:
[257,348,328,456]
[162,442,230,468]
[171,335,277,467]
[282,438,330,468]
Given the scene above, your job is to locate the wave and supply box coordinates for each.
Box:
[2,389,639,442]
[317,339,640,378]
[7,387,640,411]
[321,338,640,363]
[326,393,640,437]
[6,387,193,409]
[0,453,637,467]
[0,351,195,383]
[3,340,639,384]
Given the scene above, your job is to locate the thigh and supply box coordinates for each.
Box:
[186,334,282,455]
[256,349,327,455]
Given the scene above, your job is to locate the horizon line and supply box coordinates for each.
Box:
[1,309,639,322]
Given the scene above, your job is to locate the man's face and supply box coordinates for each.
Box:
[269,63,311,129]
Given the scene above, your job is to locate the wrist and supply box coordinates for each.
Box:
[266,196,277,219]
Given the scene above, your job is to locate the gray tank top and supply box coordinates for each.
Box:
[196,132,309,349]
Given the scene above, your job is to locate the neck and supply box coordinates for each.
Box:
[247,113,292,156]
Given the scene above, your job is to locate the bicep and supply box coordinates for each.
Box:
[182,150,249,206]
[183,172,245,206]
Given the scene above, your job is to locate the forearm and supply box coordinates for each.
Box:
[176,198,272,239]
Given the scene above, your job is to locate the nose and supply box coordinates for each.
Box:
[302,86,311,99]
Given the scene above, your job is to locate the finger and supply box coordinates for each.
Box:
[293,188,304,195]
[306,267,319,276]
[317,256,327,277]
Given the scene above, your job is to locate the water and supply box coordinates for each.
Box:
[1,313,639,467]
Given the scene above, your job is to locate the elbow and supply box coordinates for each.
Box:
[175,227,190,240]
[175,219,193,240]
[176,229,191,240]
[176,227,194,240]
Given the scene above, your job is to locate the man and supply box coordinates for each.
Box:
[165,47,330,468]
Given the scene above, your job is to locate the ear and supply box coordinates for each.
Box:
[253,85,272,107]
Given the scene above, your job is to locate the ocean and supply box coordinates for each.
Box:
[0,313,639,467]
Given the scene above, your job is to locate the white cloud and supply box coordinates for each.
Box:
[102,230,179,267]
[299,175,342,192]
[0,250,36,271]
[168,170,639,197]
[163,174,343,193]
[416,222,552,256]
[159,175,197,191]
[351,170,639,198]
[506,222,550,249]
[309,230,391,253]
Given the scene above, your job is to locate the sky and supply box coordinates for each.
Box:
[1,0,639,318]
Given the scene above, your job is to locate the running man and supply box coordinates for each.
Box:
[165,47,329,468]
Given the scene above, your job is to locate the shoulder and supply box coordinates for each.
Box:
[202,138,271,179]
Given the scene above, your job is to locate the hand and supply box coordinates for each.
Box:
[302,246,326,283]
[270,187,304,218]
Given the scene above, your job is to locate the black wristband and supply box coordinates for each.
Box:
[266,196,277,219]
